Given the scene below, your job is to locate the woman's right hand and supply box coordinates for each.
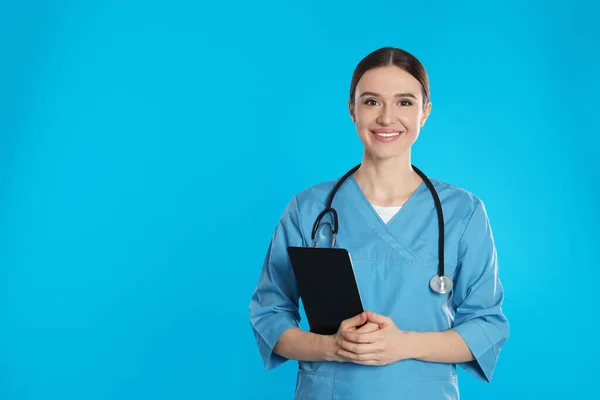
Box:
[327,312,380,362]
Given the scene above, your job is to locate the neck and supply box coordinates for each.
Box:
[353,151,423,207]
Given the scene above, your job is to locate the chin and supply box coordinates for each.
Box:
[365,146,408,161]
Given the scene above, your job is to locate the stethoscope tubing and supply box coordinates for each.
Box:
[311,164,448,286]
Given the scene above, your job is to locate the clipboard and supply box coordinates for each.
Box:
[287,246,365,335]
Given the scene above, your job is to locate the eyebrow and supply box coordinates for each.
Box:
[358,91,418,100]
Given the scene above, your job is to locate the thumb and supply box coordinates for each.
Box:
[366,310,391,326]
[354,311,367,325]
[341,312,367,330]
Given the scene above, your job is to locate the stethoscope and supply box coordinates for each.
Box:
[310,164,453,295]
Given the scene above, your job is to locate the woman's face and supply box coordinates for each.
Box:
[349,66,431,160]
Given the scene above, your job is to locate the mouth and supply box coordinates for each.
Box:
[370,130,403,142]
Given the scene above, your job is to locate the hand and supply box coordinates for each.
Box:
[337,310,412,366]
[327,312,380,362]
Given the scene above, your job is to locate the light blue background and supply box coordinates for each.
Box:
[1,0,598,399]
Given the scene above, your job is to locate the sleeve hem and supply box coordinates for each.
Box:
[256,313,299,349]
[453,319,494,359]
[452,320,496,382]
[253,314,299,370]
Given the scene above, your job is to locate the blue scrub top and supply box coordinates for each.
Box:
[249,174,509,399]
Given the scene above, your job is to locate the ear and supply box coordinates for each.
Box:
[421,102,432,127]
[348,99,356,123]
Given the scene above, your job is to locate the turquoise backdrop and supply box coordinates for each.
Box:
[1,0,598,398]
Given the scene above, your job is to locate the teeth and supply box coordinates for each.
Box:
[374,132,400,137]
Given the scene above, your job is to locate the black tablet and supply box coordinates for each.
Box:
[287,246,365,335]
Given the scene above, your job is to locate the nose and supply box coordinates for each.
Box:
[377,104,396,125]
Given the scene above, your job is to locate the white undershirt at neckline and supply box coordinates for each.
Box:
[371,204,402,224]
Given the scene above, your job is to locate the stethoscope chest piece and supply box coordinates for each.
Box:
[429,275,453,294]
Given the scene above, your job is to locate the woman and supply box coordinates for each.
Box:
[249,47,509,399]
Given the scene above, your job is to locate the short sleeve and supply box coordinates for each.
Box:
[249,196,304,370]
[451,200,510,382]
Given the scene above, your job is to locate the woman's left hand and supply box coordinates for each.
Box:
[337,310,413,366]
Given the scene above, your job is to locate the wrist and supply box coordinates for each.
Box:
[318,334,338,362]
[404,331,424,360]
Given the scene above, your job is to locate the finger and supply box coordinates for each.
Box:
[340,312,367,331]
[342,330,383,344]
[356,322,379,333]
[366,310,392,326]
[337,349,379,362]
[338,340,381,354]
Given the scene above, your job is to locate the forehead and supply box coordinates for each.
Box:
[355,66,422,96]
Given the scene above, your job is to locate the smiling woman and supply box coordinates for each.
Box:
[350,66,430,160]
[249,47,509,400]
[349,50,430,156]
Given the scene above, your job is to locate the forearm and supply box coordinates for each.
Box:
[407,330,474,363]
[273,328,337,362]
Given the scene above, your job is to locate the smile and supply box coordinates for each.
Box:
[370,130,403,143]
[373,132,401,137]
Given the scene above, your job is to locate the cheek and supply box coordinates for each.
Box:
[355,108,374,124]
[404,118,424,132]
[399,109,421,124]
[354,114,373,134]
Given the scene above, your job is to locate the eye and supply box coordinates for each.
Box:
[364,99,379,106]
[399,100,412,106]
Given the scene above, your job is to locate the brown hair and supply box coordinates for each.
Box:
[349,47,430,109]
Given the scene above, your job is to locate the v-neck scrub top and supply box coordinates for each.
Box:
[249,175,509,399]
